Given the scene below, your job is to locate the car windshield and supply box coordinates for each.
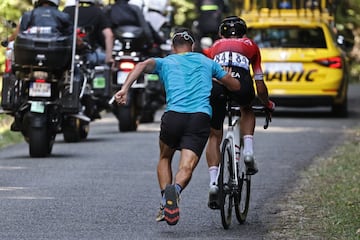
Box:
[248,27,327,48]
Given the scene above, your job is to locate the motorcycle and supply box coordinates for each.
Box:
[111,25,154,132]
[0,25,88,157]
[110,9,176,131]
[72,27,113,133]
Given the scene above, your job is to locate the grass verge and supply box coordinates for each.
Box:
[267,127,360,239]
[0,115,23,148]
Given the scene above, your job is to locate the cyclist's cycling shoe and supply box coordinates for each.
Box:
[208,184,220,210]
[156,203,165,222]
[164,184,180,225]
[244,154,258,175]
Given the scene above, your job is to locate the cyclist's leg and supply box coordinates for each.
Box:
[240,106,258,172]
[206,127,223,182]
[240,105,255,155]
[206,81,226,185]
[206,82,226,209]
[228,70,257,174]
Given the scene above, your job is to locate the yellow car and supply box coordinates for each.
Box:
[242,5,351,117]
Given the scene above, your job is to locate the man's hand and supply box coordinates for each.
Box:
[115,89,128,105]
[266,100,275,112]
[222,66,232,74]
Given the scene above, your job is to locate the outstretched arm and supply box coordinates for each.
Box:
[115,58,156,104]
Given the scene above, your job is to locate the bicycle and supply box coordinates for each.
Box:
[218,98,272,229]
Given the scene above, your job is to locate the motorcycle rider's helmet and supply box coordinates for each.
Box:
[129,0,144,8]
[37,0,60,6]
[145,0,169,13]
[219,16,247,38]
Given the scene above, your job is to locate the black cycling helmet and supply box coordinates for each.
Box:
[219,16,247,38]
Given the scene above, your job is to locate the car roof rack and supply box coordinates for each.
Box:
[239,0,335,25]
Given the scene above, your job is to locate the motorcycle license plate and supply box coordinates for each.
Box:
[93,77,106,89]
[30,101,45,113]
[117,71,129,85]
[29,82,51,97]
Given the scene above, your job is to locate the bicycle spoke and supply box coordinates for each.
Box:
[235,171,251,224]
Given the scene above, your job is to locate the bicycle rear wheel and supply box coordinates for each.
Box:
[219,138,234,229]
[234,162,251,224]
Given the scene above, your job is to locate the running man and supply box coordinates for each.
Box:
[114,28,241,225]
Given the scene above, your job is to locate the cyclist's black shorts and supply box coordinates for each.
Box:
[160,111,210,158]
[210,67,255,130]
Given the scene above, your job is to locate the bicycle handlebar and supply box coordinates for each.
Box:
[251,106,272,129]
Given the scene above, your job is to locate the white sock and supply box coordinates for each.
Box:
[209,166,218,186]
[243,135,254,155]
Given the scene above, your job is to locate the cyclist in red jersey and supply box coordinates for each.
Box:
[203,16,275,209]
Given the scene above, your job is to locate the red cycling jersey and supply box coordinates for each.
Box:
[205,37,264,80]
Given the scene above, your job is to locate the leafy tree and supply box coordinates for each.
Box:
[0,0,31,73]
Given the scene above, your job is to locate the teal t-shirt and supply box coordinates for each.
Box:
[153,52,227,117]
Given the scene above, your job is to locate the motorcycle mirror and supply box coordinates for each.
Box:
[3,20,17,28]
[1,39,9,47]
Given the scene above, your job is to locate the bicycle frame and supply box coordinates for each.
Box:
[218,98,271,229]
[223,104,242,188]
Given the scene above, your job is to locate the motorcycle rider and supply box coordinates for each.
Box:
[19,0,73,36]
[108,0,154,50]
[143,0,171,44]
[195,0,228,42]
[63,0,114,65]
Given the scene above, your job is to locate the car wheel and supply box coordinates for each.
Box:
[332,100,348,118]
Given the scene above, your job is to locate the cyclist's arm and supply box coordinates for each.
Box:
[255,80,270,105]
[251,44,272,107]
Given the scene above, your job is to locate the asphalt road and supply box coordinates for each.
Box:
[0,84,359,240]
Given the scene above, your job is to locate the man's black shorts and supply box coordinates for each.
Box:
[160,111,210,158]
[210,68,255,130]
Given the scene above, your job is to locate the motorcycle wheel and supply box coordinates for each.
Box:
[29,125,54,158]
[139,111,154,123]
[117,104,137,132]
[63,117,89,142]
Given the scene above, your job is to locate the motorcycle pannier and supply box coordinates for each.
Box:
[14,33,72,69]
[1,73,20,111]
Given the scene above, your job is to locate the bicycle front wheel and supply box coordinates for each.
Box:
[219,138,234,229]
[234,164,251,224]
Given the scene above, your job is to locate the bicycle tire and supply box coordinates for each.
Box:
[234,165,251,224]
[219,138,234,229]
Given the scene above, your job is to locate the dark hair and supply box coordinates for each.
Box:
[219,16,247,38]
[172,28,195,47]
